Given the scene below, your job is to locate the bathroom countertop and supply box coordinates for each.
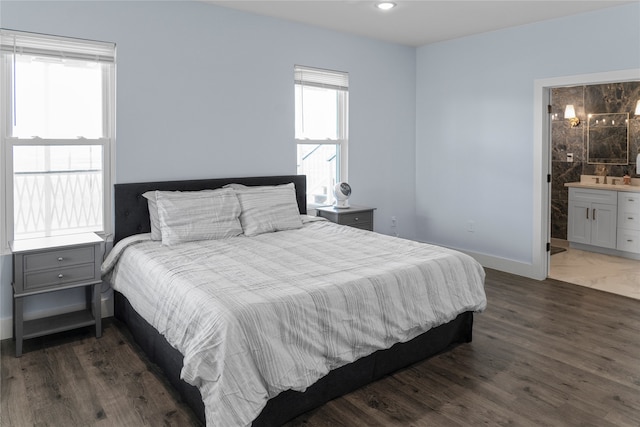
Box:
[565,175,640,193]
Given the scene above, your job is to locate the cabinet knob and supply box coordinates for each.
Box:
[57,257,64,262]
[58,274,64,279]
[354,217,359,221]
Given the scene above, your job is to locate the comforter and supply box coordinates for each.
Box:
[103,217,486,426]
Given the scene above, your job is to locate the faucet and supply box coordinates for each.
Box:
[596,165,607,184]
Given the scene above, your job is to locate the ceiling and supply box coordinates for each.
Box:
[205,1,634,47]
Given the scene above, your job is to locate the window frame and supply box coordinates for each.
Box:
[294,65,349,208]
[0,29,116,253]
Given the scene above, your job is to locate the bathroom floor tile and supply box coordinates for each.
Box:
[549,245,640,300]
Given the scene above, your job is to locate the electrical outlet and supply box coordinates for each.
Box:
[391,216,397,227]
[467,220,475,232]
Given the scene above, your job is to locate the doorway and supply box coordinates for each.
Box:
[534,68,640,299]
[548,81,640,299]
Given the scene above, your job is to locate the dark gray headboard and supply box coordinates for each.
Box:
[114,175,307,244]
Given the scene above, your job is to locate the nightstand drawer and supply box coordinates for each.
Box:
[316,205,375,231]
[24,246,95,271]
[337,211,373,226]
[24,263,96,291]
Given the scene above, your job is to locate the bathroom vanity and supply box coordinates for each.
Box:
[565,176,640,259]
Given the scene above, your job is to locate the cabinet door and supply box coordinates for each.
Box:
[591,203,617,249]
[568,201,591,244]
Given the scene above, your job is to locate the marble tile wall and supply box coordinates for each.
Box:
[551,81,640,239]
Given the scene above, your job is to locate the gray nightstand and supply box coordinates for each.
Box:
[11,233,104,357]
[316,205,375,231]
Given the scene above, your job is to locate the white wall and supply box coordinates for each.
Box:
[0,1,416,337]
[415,3,640,277]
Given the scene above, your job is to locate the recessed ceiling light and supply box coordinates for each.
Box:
[376,2,396,11]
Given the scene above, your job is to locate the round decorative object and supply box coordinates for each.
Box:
[334,182,351,208]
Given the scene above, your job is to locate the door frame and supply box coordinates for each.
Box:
[533,68,640,280]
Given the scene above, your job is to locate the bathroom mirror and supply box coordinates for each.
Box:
[587,113,629,164]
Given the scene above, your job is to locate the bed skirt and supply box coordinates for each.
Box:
[114,291,473,426]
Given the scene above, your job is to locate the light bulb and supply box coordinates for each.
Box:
[376,2,396,11]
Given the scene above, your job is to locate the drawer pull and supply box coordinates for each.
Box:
[629,217,635,220]
[58,274,64,279]
[57,257,64,262]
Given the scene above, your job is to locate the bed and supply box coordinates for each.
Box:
[105,175,486,426]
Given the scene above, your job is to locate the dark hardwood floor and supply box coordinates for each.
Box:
[2,269,639,426]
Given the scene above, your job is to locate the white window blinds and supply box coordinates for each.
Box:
[0,29,115,63]
[294,65,348,91]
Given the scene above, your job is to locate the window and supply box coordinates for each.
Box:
[295,65,348,207]
[0,29,115,250]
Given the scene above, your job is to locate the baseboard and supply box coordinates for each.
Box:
[0,291,113,341]
[0,316,12,341]
[416,240,541,280]
[462,249,540,279]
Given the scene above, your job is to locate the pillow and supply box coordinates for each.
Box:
[155,188,243,245]
[143,189,219,241]
[232,183,303,236]
[142,191,162,240]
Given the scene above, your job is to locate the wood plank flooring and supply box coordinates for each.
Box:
[2,268,639,426]
[1,317,200,426]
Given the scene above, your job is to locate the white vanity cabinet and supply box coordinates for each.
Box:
[567,188,617,249]
[617,192,640,253]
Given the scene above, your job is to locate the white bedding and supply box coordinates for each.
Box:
[103,216,486,426]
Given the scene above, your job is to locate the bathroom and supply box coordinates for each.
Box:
[549,81,640,299]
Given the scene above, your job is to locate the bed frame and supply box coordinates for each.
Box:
[112,174,474,426]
